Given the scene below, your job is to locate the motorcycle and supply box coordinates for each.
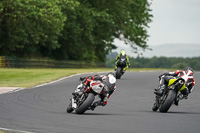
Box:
[115,58,127,79]
[66,79,107,114]
[152,77,186,113]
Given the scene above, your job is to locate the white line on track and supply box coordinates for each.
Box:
[0,127,35,133]
[32,71,108,89]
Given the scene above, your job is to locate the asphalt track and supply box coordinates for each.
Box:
[0,71,200,133]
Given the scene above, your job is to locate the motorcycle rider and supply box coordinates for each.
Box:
[79,72,116,110]
[115,49,130,71]
[154,67,195,105]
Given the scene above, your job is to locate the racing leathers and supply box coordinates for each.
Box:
[79,74,116,110]
[154,70,195,100]
[115,53,130,71]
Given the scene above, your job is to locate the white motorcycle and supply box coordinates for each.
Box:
[67,78,112,114]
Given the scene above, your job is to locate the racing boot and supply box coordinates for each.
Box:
[179,93,188,100]
[154,84,165,96]
[90,101,101,111]
[180,88,189,100]
[174,95,180,106]
[174,93,188,106]
[174,94,187,106]
[114,66,117,71]
[122,67,127,74]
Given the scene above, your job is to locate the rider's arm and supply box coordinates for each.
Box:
[101,93,109,106]
[109,90,114,96]
[116,54,120,61]
[80,76,92,87]
[188,78,195,93]
[126,56,130,66]
[102,85,116,106]
[80,75,95,81]
[159,71,178,79]
[93,75,103,82]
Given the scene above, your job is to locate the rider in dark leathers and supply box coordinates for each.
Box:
[79,72,116,110]
[154,67,195,105]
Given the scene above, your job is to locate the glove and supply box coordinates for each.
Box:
[158,74,164,80]
[94,76,103,82]
[103,101,107,106]
[79,77,85,81]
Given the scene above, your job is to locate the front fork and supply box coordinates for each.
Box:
[72,92,87,109]
[155,90,168,107]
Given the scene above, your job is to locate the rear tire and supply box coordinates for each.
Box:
[66,102,74,113]
[75,93,95,114]
[159,90,176,113]
[116,67,121,79]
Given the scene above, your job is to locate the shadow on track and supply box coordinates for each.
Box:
[69,112,125,116]
[166,111,200,114]
[140,110,200,115]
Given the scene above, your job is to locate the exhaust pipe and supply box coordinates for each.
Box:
[179,80,184,84]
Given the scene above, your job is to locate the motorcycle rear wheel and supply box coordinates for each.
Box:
[159,90,176,113]
[75,93,95,114]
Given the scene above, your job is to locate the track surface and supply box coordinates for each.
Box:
[0,72,200,133]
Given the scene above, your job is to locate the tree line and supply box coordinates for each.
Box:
[106,56,200,71]
[0,0,152,62]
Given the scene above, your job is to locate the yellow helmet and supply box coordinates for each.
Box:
[120,49,126,56]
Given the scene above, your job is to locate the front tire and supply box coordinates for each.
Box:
[116,67,121,79]
[152,102,159,111]
[159,90,176,113]
[75,93,95,114]
[66,102,74,113]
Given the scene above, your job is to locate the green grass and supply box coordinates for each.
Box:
[0,68,113,88]
[0,68,170,88]
[0,130,14,133]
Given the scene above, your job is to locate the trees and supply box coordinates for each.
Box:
[0,0,152,62]
[0,0,69,57]
[106,56,200,71]
[56,0,152,62]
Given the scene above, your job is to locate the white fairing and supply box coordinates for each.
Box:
[90,80,104,94]
[71,97,77,108]
[71,83,83,108]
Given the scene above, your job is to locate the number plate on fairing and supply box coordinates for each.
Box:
[90,81,104,94]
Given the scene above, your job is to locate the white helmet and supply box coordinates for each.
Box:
[108,74,116,84]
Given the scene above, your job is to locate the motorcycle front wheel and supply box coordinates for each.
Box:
[116,67,122,79]
[152,102,159,111]
[66,102,74,113]
[75,93,95,114]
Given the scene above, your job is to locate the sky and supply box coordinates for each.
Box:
[113,0,200,57]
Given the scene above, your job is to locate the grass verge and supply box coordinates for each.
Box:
[0,68,113,88]
[0,68,169,88]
